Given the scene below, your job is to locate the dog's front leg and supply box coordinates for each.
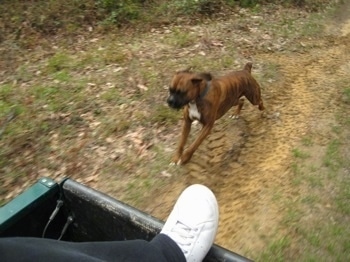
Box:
[180,123,213,165]
[173,117,192,165]
[231,98,244,119]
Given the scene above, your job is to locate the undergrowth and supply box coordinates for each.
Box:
[0,0,333,41]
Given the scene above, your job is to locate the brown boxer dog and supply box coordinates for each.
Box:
[167,62,265,165]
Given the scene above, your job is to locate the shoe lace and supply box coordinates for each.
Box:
[171,221,198,255]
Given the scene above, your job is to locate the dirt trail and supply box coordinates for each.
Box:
[144,9,350,255]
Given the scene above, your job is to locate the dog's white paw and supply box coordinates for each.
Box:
[169,160,182,166]
[230,114,240,119]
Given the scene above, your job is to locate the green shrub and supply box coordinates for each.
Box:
[96,0,143,25]
[169,0,225,15]
[0,0,336,43]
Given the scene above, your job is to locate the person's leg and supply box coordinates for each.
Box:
[0,236,183,262]
[150,234,186,262]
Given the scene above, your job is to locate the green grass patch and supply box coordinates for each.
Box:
[46,52,73,73]
[336,178,350,215]
[150,104,180,125]
[343,87,350,104]
[138,67,161,91]
[100,88,122,104]
[0,84,13,100]
[282,204,303,225]
[301,194,318,205]
[0,85,15,115]
[301,136,313,146]
[100,116,132,137]
[15,65,33,82]
[53,70,71,82]
[300,12,325,37]
[292,148,310,159]
[99,47,130,65]
[306,173,323,187]
[258,236,291,262]
[164,29,196,48]
[260,62,281,84]
[275,135,349,260]
[220,56,237,69]
[323,139,341,170]
[31,85,69,112]
[290,162,303,185]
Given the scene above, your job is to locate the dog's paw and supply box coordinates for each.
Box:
[170,154,182,166]
[230,114,240,119]
[179,151,193,165]
[169,160,182,166]
[262,110,275,119]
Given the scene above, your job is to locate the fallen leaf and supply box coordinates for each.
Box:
[137,84,148,91]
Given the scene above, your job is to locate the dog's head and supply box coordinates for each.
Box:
[167,69,212,109]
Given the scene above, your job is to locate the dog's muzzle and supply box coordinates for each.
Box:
[167,94,186,109]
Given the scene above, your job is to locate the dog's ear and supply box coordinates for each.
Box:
[191,77,203,86]
[198,72,212,81]
[243,62,252,73]
[191,73,212,85]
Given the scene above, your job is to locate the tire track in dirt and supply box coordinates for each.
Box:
[209,56,317,251]
[145,14,350,257]
[217,36,349,253]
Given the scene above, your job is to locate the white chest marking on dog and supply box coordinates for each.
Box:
[189,102,201,121]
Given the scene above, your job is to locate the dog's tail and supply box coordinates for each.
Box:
[243,62,252,73]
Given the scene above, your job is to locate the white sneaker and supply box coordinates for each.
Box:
[160,184,219,262]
